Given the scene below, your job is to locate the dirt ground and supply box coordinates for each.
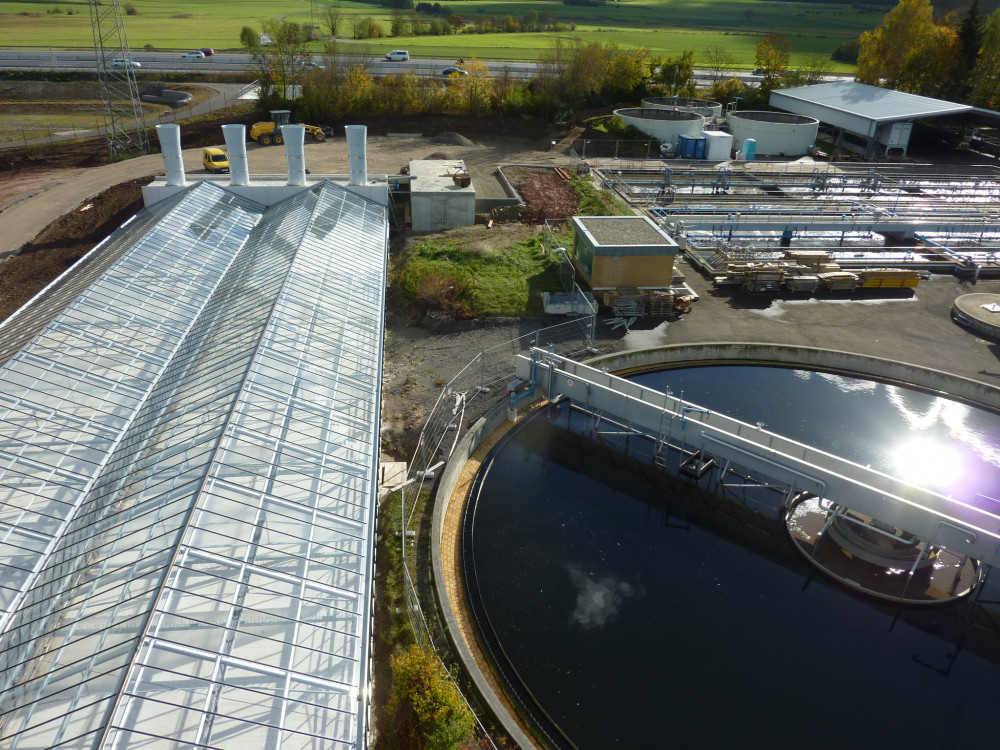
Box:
[502,165,580,221]
[0,113,579,464]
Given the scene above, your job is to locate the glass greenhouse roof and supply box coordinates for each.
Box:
[0,180,387,750]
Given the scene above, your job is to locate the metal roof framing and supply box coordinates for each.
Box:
[0,180,388,750]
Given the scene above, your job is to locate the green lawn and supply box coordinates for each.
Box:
[0,0,876,67]
[0,102,171,144]
[396,235,563,316]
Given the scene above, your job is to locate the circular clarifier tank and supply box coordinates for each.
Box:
[952,292,1000,337]
[437,344,1000,749]
[613,107,705,149]
[726,110,819,156]
[641,96,723,119]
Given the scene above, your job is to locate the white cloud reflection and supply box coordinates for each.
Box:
[793,369,878,394]
[796,370,1000,473]
[566,565,640,629]
[884,386,1000,470]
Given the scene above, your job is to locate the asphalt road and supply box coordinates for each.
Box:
[0,48,830,84]
[0,48,538,77]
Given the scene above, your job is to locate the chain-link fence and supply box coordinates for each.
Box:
[398,315,596,747]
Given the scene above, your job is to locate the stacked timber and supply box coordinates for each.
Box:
[782,250,833,268]
[818,271,859,291]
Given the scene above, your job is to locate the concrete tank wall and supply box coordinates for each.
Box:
[614,108,705,150]
[585,343,1000,413]
[641,97,722,119]
[726,111,818,157]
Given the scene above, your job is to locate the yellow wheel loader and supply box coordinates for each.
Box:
[249,110,332,146]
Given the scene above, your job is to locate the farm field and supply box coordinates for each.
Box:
[0,82,215,145]
[0,0,881,67]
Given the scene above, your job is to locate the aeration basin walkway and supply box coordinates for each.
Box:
[514,348,1000,566]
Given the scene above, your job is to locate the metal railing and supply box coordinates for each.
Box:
[398,316,596,748]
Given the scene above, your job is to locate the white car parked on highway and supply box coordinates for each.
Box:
[111,58,140,69]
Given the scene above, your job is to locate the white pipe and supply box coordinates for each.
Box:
[155,124,185,187]
[222,124,249,186]
[283,125,306,186]
[345,124,367,186]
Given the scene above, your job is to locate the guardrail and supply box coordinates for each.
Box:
[397,316,596,748]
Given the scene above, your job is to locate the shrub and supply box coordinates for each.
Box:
[124,3,138,15]
[353,16,385,39]
[389,644,475,750]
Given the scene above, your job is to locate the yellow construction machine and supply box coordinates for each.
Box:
[248,110,332,146]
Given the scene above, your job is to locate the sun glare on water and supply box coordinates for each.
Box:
[891,438,963,490]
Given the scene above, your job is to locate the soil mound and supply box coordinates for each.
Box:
[428,132,474,146]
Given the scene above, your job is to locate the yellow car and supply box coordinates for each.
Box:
[202,147,229,173]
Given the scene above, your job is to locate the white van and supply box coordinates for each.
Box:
[385,50,409,61]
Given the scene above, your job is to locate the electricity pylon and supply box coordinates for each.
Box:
[90,0,149,157]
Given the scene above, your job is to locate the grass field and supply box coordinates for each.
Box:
[0,84,217,145]
[0,0,880,67]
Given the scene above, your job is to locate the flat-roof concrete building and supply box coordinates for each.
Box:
[408,159,476,232]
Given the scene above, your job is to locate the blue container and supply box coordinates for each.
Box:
[677,134,707,159]
[677,134,695,159]
[742,138,756,161]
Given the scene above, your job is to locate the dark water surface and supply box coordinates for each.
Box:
[467,367,1000,749]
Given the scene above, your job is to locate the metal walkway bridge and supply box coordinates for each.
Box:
[513,348,1000,567]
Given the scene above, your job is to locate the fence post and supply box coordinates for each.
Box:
[615,140,619,160]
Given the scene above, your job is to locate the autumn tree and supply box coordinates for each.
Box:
[650,50,696,97]
[754,34,791,83]
[971,9,1000,107]
[353,16,385,39]
[782,53,831,88]
[702,44,736,84]
[710,76,747,107]
[320,4,342,38]
[857,0,958,96]
[449,56,495,116]
[240,20,311,109]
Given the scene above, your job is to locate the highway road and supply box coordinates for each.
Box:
[0,48,539,77]
[0,48,786,84]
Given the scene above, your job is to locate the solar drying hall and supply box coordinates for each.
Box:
[0,124,388,750]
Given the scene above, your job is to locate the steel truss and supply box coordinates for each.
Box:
[90,0,149,157]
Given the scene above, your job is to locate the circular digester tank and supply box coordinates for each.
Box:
[613,108,705,151]
[726,110,819,156]
[641,96,723,119]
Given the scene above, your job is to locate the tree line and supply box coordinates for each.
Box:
[856,0,1000,107]
[240,17,839,124]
